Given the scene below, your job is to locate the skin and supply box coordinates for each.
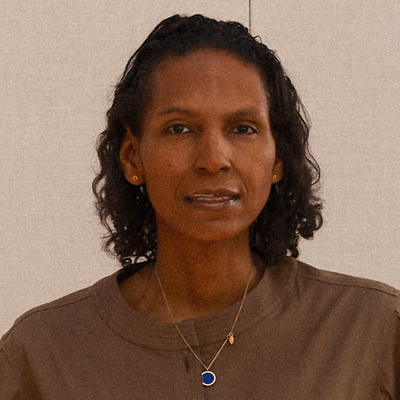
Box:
[119,48,283,322]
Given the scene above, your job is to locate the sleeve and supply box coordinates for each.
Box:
[0,337,41,400]
[395,297,400,399]
[0,347,22,400]
[380,294,400,399]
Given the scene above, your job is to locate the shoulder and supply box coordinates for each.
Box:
[2,286,90,343]
[292,259,400,320]
[5,287,90,333]
[0,273,117,351]
[295,260,398,295]
[0,273,120,397]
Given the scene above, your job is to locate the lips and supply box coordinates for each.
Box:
[191,194,236,202]
[185,190,240,210]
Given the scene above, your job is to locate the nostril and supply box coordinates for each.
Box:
[194,142,232,173]
[195,158,231,174]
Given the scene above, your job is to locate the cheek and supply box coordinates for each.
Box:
[140,148,182,203]
[140,138,192,180]
[140,142,168,178]
[246,147,276,182]
[244,150,276,203]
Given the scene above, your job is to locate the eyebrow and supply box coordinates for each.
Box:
[155,106,263,118]
[230,107,263,118]
[156,107,196,117]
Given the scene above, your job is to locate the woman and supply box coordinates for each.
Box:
[1,14,399,399]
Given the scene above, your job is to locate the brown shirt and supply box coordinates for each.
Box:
[1,257,399,399]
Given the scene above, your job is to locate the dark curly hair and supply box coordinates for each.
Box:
[92,14,323,267]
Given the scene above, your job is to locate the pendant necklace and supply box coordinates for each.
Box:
[155,268,253,387]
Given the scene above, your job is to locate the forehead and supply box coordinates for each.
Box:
[145,48,268,116]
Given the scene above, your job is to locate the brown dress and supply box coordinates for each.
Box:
[1,257,399,399]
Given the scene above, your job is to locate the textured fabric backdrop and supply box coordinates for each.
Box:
[1,0,399,334]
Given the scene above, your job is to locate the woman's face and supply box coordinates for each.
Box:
[123,48,282,243]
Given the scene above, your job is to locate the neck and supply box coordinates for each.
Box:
[154,229,263,321]
[119,228,265,323]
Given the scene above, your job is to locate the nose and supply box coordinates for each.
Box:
[193,130,232,173]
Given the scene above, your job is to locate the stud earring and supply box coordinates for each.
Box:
[272,174,277,182]
[132,175,139,182]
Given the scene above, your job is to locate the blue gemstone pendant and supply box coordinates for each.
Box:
[202,371,216,386]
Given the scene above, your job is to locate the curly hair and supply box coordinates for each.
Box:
[92,14,323,267]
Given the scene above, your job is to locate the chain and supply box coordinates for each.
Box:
[155,268,253,371]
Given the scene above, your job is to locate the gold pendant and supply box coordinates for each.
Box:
[228,333,234,345]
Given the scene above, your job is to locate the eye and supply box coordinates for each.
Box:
[232,125,257,135]
[166,124,191,134]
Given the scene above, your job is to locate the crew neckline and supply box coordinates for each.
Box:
[90,257,298,350]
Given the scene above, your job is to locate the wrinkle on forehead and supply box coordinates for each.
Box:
[146,48,269,120]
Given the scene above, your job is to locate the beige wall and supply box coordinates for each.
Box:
[1,0,399,334]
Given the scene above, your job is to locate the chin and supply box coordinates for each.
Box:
[181,222,250,243]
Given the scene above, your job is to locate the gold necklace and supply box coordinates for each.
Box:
[155,268,253,387]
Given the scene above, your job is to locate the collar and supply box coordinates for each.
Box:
[90,257,298,350]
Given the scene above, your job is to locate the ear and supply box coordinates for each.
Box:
[272,159,283,184]
[119,126,145,185]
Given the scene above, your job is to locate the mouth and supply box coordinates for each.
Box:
[185,191,240,210]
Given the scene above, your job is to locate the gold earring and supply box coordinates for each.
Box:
[272,174,277,182]
[132,175,139,182]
